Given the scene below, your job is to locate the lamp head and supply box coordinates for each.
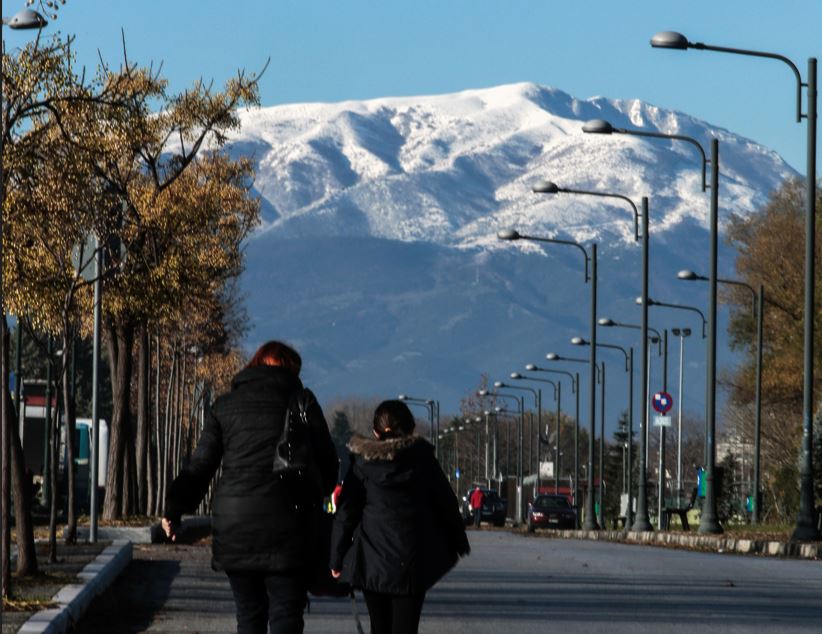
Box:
[570,336,587,346]
[398,394,407,400]
[497,229,521,241]
[6,8,47,30]
[532,180,560,194]
[598,317,616,327]
[651,31,690,50]
[683,328,692,337]
[636,296,655,306]
[677,269,704,281]
[546,353,560,361]
[494,406,502,413]
[478,389,489,397]
[582,119,615,135]
[525,363,537,371]
[483,410,491,416]
[510,372,522,380]
[493,381,505,388]
[671,328,681,336]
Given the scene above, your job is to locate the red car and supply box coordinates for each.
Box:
[527,494,577,532]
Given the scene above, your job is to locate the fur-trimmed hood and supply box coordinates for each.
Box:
[347,434,429,462]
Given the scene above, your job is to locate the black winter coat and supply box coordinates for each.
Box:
[166,365,338,572]
[330,434,469,595]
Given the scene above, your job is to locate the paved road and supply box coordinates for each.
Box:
[76,530,822,633]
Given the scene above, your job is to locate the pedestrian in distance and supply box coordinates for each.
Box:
[162,340,338,634]
[330,399,470,634]
[470,485,485,528]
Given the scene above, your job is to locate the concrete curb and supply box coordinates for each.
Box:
[19,540,133,634]
[73,515,212,544]
[542,528,822,559]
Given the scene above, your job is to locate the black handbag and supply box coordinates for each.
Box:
[271,390,352,599]
[272,389,323,496]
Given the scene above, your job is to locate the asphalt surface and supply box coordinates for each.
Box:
[75,529,822,633]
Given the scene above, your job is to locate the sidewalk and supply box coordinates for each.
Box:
[524,526,822,559]
[3,518,210,634]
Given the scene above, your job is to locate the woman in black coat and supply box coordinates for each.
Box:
[162,341,338,634]
[330,400,469,634]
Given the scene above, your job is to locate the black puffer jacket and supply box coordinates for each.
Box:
[330,434,469,595]
[166,365,338,572]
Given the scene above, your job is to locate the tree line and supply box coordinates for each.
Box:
[1,33,262,595]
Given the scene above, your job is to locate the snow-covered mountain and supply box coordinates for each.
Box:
[229,83,794,422]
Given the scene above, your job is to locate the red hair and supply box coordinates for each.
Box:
[246,340,302,375]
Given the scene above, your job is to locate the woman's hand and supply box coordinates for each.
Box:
[330,569,341,579]
[161,517,177,543]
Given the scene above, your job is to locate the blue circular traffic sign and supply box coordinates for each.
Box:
[652,391,673,414]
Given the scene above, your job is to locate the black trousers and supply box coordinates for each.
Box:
[362,590,426,634]
[226,570,307,634]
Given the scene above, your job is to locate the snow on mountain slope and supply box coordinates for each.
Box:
[227,83,794,417]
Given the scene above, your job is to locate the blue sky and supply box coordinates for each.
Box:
[7,0,819,173]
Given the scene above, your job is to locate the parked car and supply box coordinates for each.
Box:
[461,487,507,527]
[527,494,577,532]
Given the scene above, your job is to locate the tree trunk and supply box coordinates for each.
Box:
[62,331,78,544]
[161,346,177,516]
[153,335,162,516]
[136,325,150,515]
[8,385,37,576]
[4,322,37,577]
[146,334,156,516]
[1,318,10,597]
[103,320,135,520]
[47,382,58,564]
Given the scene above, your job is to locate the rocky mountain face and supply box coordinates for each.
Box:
[228,82,793,422]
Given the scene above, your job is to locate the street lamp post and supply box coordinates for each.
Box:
[511,372,560,493]
[671,327,692,508]
[571,337,632,528]
[1,4,50,598]
[598,318,663,530]
[545,353,602,530]
[679,269,766,523]
[499,225,599,530]
[584,117,722,534]
[649,30,815,536]
[479,389,524,521]
[397,394,437,447]
[526,181,651,530]
[526,365,579,509]
[494,381,538,506]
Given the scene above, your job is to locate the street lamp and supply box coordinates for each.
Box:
[1,4,49,598]
[636,296,707,338]
[584,117,722,534]
[494,381,539,506]
[525,364,580,510]
[670,327,692,509]
[571,336,632,528]
[544,352,600,530]
[679,269,766,523]
[510,372,558,494]
[499,227,598,529]
[529,180,652,531]
[649,28,816,539]
[397,394,437,446]
[598,317,662,530]
[478,389,525,522]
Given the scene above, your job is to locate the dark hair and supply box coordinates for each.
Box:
[246,340,302,375]
[373,400,416,440]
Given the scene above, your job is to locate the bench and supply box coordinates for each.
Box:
[661,488,698,531]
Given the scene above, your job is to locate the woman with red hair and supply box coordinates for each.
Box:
[163,340,338,634]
